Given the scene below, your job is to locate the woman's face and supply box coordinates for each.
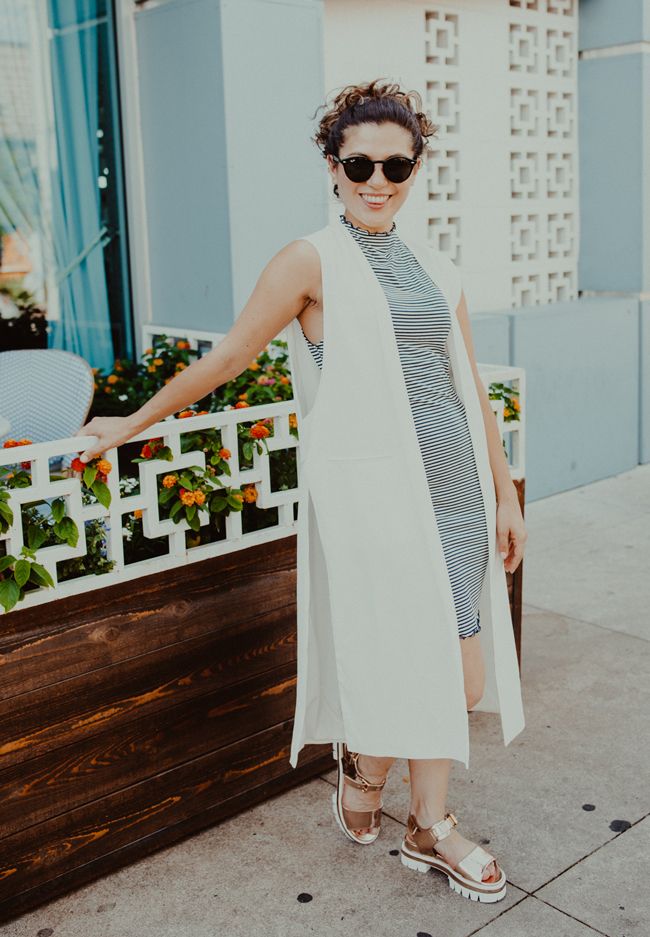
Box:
[326,121,422,233]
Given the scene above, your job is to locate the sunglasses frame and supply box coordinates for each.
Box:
[330,154,418,184]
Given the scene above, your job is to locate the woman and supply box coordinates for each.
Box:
[78,79,527,905]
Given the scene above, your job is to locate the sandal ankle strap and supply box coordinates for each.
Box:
[342,748,388,792]
[410,811,458,842]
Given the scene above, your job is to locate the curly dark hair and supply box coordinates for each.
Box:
[312,78,439,160]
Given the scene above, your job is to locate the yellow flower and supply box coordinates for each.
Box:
[97,459,112,475]
[180,490,195,506]
[162,474,178,488]
[194,489,206,505]
[242,484,258,503]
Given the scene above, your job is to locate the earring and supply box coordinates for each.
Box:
[333,183,339,198]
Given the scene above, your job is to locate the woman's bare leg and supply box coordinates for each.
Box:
[406,634,497,881]
[341,753,395,835]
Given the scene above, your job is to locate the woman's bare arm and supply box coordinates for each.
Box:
[76,238,320,462]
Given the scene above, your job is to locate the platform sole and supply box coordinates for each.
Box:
[400,845,507,903]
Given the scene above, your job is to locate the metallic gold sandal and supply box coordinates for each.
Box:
[331,742,387,845]
[400,812,507,903]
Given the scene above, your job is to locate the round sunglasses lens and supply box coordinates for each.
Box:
[343,158,374,182]
[383,158,414,183]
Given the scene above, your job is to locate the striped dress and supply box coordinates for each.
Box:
[300,213,488,639]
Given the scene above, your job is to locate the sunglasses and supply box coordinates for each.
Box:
[331,154,418,184]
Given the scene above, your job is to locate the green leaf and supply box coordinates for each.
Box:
[57,515,79,547]
[14,559,31,587]
[179,474,195,490]
[50,497,66,523]
[209,497,227,512]
[159,486,177,503]
[0,554,17,572]
[188,513,200,532]
[92,480,111,509]
[0,501,14,524]
[83,465,98,487]
[169,500,183,518]
[0,579,20,612]
[30,562,54,587]
[27,524,47,549]
[186,504,196,521]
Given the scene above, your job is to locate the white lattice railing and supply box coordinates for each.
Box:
[0,363,524,614]
[0,402,299,614]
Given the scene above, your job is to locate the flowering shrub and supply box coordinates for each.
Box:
[489,382,521,423]
[0,440,116,610]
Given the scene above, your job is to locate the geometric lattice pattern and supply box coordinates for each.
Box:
[508,0,577,305]
[424,8,462,264]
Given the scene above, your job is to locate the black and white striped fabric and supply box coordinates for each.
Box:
[299,213,488,639]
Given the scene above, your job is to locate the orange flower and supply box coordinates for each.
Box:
[180,490,195,506]
[145,347,153,355]
[512,400,520,411]
[140,444,152,458]
[237,392,248,400]
[194,489,206,506]
[162,474,178,488]
[250,423,270,439]
[241,484,257,503]
[177,409,195,419]
[218,447,231,459]
[196,409,208,415]
[93,382,99,391]
[114,362,123,372]
[107,374,118,385]
[147,365,156,373]
[279,376,290,384]
[133,509,142,519]
[176,340,190,349]
[288,413,297,429]
[175,362,187,371]
[234,401,250,409]
[2,439,18,448]
[18,438,32,446]
[104,386,112,393]
[97,459,112,475]
[153,358,164,366]
[71,457,86,472]
[248,361,260,371]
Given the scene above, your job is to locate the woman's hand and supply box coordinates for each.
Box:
[75,415,139,464]
[496,491,527,574]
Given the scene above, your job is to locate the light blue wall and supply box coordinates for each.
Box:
[472,298,640,500]
[578,54,646,292]
[135,0,325,333]
[579,0,650,48]
[135,0,233,332]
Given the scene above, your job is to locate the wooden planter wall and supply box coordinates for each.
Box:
[0,477,524,923]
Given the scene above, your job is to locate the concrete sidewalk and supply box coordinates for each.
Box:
[4,465,649,937]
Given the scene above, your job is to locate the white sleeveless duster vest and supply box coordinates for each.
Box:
[284,216,525,770]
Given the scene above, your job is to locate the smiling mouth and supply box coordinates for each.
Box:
[360,193,391,205]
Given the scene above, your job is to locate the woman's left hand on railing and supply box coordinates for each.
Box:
[75,415,140,464]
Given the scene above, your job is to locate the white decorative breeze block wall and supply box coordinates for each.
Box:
[323,0,578,311]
